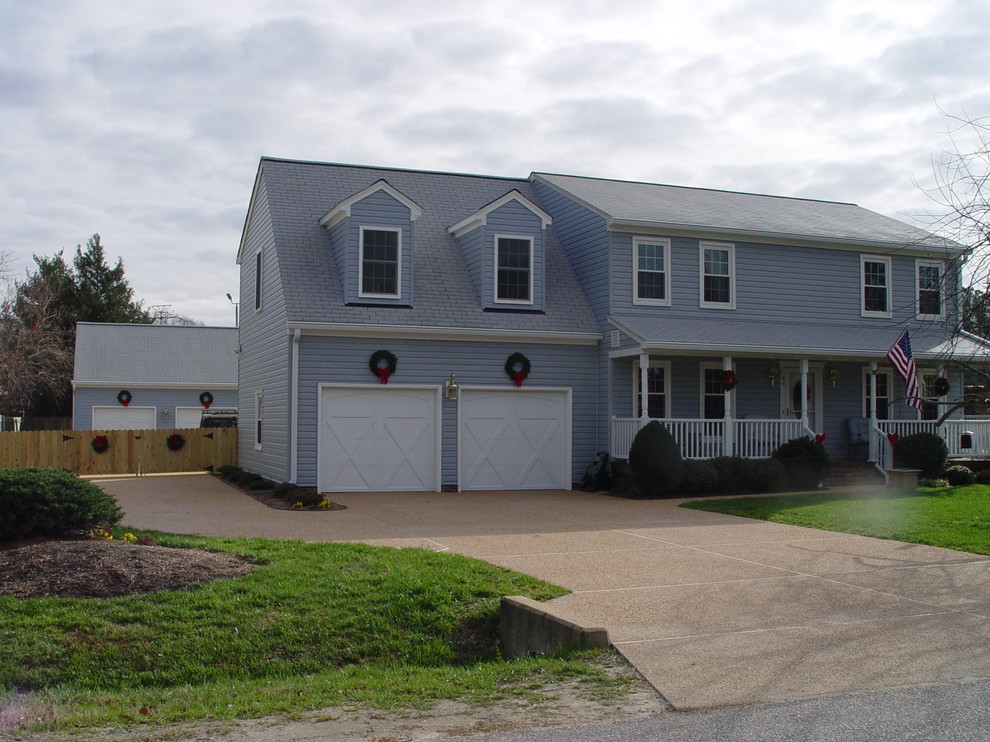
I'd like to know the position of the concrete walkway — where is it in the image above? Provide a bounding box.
[94,473,990,710]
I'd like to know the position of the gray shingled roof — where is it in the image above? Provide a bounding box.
[258,159,599,333]
[73,323,238,385]
[535,173,957,252]
[610,314,990,361]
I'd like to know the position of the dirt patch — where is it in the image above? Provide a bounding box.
[0,539,256,599]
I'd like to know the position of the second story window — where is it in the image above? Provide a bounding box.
[360,227,400,298]
[495,235,533,303]
[634,237,671,306]
[861,255,891,317]
[254,251,262,311]
[917,261,944,318]
[700,242,734,308]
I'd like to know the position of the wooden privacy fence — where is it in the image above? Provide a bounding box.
[0,428,238,476]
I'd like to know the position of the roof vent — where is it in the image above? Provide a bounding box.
[611,330,620,348]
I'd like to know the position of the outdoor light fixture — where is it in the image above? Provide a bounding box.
[445,373,459,400]
[768,366,778,388]
[829,367,838,387]
[161,408,170,421]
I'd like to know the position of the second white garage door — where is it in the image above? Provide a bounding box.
[458,388,571,491]
[92,406,156,431]
[318,385,441,493]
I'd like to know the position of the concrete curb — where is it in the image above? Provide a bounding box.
[499,595,610,659]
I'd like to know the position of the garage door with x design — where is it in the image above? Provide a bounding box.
[458,388,571,490]
[318,386,440,493]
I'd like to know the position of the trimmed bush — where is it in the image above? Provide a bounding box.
[681,459,719,495]
[773,437,830,490]
[247,479,275,491]
[893,433,948,479]
[944,464,976,486]
[754,458,788,493]
[628,421,685,497]
[710,456,759,494]
[217,465,241,480]
[975,468,990,485]
[0,467,123,542]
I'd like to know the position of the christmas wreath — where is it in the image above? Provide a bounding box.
[117,390,132,407]
[92,435,109,454]
[199,391,214,409]
[505,352,531,387]
[369,350,397,384]
[166,433,185,452]
[722,370,738,392]
[933,377,950,396]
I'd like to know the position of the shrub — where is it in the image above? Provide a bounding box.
[233,471,262,486]
[919,478,950,488]
[681,459,719,495]
[627,421,685,497]
[710,456,759,494]
[0,467,123,542]
[247,479,275,491]
[217,465,241,480]
[274,482,296,499]
[293,489,323,508]
[975,468,990,485]
[943,464,976,486]
[773,437,830,490]
[754,458,788,493]
[893,433,948,479]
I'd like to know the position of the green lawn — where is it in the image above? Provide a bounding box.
[681,484,990,555]
[0,531,622,733]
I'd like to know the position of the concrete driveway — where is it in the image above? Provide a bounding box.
[94,473,990,710]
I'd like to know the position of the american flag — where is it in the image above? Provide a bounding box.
[887,329,922,409]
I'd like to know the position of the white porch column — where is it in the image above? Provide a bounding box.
[639,352,650,425]
[799,358,809,430]
[723,355,733,456]
[869,361,878,461]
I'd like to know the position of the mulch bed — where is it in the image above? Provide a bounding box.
[0,539,257,599]
[219,478,347,512]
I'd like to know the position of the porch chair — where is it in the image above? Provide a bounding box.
[846,417,869,459]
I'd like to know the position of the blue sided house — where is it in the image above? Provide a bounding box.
[235,158,990,492]
[72,323,238,430]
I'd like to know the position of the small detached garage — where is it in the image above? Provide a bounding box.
[72,323,238,431]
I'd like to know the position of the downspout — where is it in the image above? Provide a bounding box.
[290,328,300,484]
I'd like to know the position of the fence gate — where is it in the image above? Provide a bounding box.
[0,428,238,475]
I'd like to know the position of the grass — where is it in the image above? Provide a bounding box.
[0,531,622,733]
[681,483,990,555]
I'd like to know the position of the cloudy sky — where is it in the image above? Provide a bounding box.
[2,0,988,326]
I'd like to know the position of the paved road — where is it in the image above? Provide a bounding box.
[447,679,990,742]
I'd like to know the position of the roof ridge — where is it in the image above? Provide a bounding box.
[260,157,529,184]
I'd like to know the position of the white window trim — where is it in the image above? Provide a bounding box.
[493,234,535,305]
[862,368,893,419]
[358,226,402,299]
[699,241,735,310]
[699,362,734,419]
[632,359,672,418]
[860,255,892,318]
[916,259,946,320]
[633,236,671,307]
[254,390,263,451]
[254,250,262,312]
[917,368,942,421]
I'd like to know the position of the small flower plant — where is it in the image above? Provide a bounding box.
[317,499,334,509]
[122,532,138,543]
[291,501,304,509]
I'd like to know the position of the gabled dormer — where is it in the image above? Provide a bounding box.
[448,190,551,312]
[320,180,423,306]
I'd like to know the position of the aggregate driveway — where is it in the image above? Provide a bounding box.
[95,473,990,710]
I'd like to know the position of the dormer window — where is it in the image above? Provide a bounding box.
[495,236,533,303]
[360,227,400,298]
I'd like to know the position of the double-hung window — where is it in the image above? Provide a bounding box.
[917,260,944,319]
[700,242,734,308]
[634,361,670,418]
[702,366,727,419]
[864,371,891,419]
[254,251,262,311]
[254,390,263,451]
[495,235,533,304]
[633,237,671,306]
[359,227,400,298]
[861,255,891,317]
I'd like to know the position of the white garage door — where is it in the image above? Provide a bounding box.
[458,388,571,491]
[92,406,156,431]
[318,386,440,493]
[175,407,207,429]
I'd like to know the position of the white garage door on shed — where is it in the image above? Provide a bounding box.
[92,406,156,431]
[318,385,441,493]
[458,388,571,491]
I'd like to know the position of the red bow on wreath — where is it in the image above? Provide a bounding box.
[886,433,899,447]
[815,434,826,444]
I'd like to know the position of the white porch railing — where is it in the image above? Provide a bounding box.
[612,417,811,460]
[877,419,990,458]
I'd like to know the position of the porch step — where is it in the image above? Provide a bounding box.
[824,460,886,489]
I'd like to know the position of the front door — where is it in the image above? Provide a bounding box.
[781,367,822,432]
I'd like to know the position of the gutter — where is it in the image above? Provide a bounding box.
[286,322,602,345]
[290,328,300,484]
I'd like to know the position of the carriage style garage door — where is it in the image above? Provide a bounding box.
[91,406,156,431]
[458,388,571,491]
[318,386,441,493]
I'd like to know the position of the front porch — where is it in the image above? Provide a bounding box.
[611,416,990,463]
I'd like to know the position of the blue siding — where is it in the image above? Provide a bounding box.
[295,336,599,488]
[482,200,546,311]
[459,227,484,303]
[341,190,415,306]
[73,388,237,430]
[237,173,292,482]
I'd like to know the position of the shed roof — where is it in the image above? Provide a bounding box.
[73,323,238,386]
